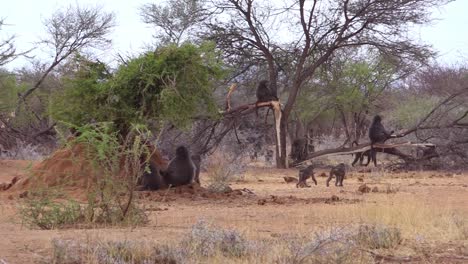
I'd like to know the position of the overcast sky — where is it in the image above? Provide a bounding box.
[1,0,467,70]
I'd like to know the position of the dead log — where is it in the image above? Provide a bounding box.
[292,142,434,167]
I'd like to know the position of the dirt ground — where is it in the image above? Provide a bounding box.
[0,160,467,263]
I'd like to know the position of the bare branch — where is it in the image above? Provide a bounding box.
[16,5,115,105]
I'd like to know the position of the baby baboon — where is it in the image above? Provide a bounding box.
[138,146,169,191]
[191,154,201,184]
[296,165,317,188]
[255,80,278,118]
[163,146,197,187]
[368,115,394,166]
[326,163,346,187]
[140,161,167,190]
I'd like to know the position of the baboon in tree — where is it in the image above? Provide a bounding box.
[162,145,197,187]
[255,80,278,118]
[191,154,201,184]
[326,163,346,187]
[296,165,317,188]
[351,141,371,167]
[368,115,394,166]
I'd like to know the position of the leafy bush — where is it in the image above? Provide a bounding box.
[20,190,83,229]
[50,42,224,135]
[19,123,150,229]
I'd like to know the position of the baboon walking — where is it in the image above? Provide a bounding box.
[326,163,346,187]
[296,165,317,188]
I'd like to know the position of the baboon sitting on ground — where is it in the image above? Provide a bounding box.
[163,146,197,187]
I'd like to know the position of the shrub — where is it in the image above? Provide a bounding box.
[355,224,402,249]
[182,220,250,258]
[205,148,247,192]
[19,123,150,229]
[20,190,83,230]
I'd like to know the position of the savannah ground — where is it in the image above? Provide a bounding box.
[0,159,467,263]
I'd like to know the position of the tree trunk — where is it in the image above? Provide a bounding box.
[276,114,288,168]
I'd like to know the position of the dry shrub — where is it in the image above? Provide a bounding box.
[204,148,247,192]
[355,225,402,249]
[181,220,250,258]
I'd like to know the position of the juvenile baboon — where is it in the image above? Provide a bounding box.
[163,145,197,187]
[296,165,317,188]
[140,161,167,190]
[368,115,394,166]
[191,154,201,184]
[326,163,346,187]
[138,147,169,190]
[255,80,278,118]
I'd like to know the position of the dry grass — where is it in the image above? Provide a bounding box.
[0,161,467,263]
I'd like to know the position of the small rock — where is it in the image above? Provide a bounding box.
[283,176,298,183]
[330,195,340,201]
[358,184,371,193]
[319,172,327,178]
[19,191,28,198]
[372,186,379,193]
[257,199,266,205]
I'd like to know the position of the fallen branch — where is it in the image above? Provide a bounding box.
[292,141,433,166]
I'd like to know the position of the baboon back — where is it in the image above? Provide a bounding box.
[163,146,196,187]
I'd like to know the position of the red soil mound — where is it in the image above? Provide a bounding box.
[6,143,168,195]
[9,143,99,192]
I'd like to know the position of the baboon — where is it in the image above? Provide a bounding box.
[368,115,394,166]
[138,147,169,190]
[255,80,278,119]
[296,165,317,188]
[163,145,197,187]
[140,161,167,190]
[290,138,309,162]
[326,163,346,187]
[191,154,201,184]
[351,141,371,167]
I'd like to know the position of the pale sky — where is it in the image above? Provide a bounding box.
[1,0,467,70]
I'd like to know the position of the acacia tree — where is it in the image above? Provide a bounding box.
[140,0,209,45]
[17,5,115,107]
[201,0,451,168]
[0,19,18,66]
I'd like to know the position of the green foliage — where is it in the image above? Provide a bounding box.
[19,189,83,230]
[296,53,397,123]
[0,70,30,113]
[20,123,150,229]
[50,42,224,134]
[49,58,112,127]
[389,95,438,128]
